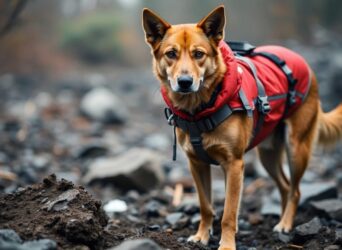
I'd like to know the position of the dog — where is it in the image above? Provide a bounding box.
[142,5,342,250]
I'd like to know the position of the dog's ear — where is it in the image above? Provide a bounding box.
[197,5,225,45]
[142,8,171,49]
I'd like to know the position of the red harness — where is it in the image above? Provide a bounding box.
[162,41,311,164]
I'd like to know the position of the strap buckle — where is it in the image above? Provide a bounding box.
[190,136,202,146]
[257,96,271,114]
[164,108,175,126]
[288,91,297,106]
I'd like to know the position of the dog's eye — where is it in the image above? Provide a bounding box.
[165,50,177,59]
[194,50,205,59]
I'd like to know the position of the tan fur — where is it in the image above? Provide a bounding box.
[142,5,342,250]
[318,104,342,145]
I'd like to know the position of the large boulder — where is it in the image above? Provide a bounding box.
[83,148,164,192]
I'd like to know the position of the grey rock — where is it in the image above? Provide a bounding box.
[0,230,56,250]
[80,87,128,124]
[165,212,183,226]
[148,224,160,231]
[83,148,164,192]
[144,200,162,217]
[109,239,162,250]
[310,199,342,221]
[270,182,337,207]
[278,232,292,243]
[21,239,57,250]
[335,228,342,244]
[0,229,22,243]
[41,189,80,211]
[142,134,169,151]
[294,217,322,242]
[72,142,108,159]
[260,197,281,216]
[324,245,340,250]
[190,213,201,226]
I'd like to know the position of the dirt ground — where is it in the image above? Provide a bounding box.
[0,175,339,250]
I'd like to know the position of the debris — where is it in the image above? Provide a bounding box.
[80,87,128,124]
[165,212,183,226]
[83,148,164,192]
[310,199,342,221]
[42,189,80,211]
[103,199,128,213]
[293,217,322,243]
[0,229,57,250]
[172,183,183,207]
[0,170,17,181]
[109,239,162,250]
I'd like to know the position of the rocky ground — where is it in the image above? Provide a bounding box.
[0,37,342,250]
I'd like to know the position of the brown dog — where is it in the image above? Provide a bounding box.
[142,5,342,250]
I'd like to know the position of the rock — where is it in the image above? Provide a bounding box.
[260,197,281,216]
[335,228,342,244]
[0,229,22,243]
[270,182,338,207]
[165,212,189,229]
[148,224,160,231]
[293,217,322,243]
[165,212,183,226]
[80,87,128,124]
[126,190,140,202]
[310,199,342,221]
[42,189,80,211]
[126,214,142,223]
[0,229,56,250]
[239,219,251,230]
[73,142,108,159]
[109,239,162,250]
[277,232,292,243]
[143,200,162,217]
[103,199,128,214]
[190,213,201,226]
[181,203,199,215]
[142,133,169,151]
[21,239,57,250]
[324,245,340,250]
[83,148,164,192]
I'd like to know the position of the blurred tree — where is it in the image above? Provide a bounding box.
[0,0,28,36]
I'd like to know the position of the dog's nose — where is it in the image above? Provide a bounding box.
[177,75,193,89]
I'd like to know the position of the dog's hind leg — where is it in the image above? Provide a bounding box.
[274,73,320,233]
[187,157,214,245]
[258,123,290,214]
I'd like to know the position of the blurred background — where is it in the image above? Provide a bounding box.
[0,0,341,209]
[0,1,342,249]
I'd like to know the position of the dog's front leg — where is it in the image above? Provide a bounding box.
[187,156,214,245]
[219,158,244,250]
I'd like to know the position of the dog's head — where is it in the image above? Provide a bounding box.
[142,6,226,95]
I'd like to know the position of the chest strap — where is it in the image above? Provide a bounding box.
[165,104,234,165]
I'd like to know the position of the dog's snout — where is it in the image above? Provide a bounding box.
[177,75,193,89]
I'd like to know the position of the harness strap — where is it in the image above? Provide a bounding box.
[251,51,298,109]
[165,104,233,165]
[235,55,271,139]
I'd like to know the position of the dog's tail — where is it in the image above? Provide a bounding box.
[317,103,342,145]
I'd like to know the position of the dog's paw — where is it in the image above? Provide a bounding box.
[187,232,209,245]
[273,222,292,233]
